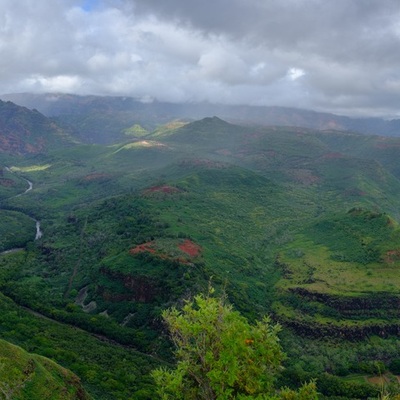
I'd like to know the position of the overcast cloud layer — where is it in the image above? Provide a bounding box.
[1,0,400,116]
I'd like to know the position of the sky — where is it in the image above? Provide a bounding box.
[1,0,400,117]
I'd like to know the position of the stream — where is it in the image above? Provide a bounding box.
[1,168,43,253]
[35,220,43,240]
[15,177,33,197]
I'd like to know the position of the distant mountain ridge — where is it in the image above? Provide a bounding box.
[2,93,400,143]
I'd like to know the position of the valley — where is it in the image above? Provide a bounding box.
[0,97,400,398]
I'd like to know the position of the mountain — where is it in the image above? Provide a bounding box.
[1,114,400,398]
[2,93,400,144]
[0,99,74,155]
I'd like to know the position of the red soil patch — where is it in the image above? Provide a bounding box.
[130,239,201,265]
[384,249,400,263]
[129,242,156,255]
[144,185,180,194]
[178,239,201,257]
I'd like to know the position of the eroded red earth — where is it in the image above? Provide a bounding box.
[178,239,201,257]
[143,185,181,195]
[129,239,202,264]
[384,249,400,263]
[129,242,156,255]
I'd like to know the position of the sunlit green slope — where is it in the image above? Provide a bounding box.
[0,338,90,400]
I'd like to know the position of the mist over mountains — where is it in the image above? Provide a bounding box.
[0,98,74,154]
[2,0,400,398]
[2,93,400,144]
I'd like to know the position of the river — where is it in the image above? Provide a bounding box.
[15,177,33,197]
[2,167,43,250]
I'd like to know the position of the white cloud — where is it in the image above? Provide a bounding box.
[287,68,305,81]
[0,0,400,116]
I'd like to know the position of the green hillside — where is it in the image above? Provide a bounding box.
[0,338,90,399]
[0,100,74,155]
[1,116,400,398]
[273,208,400,332]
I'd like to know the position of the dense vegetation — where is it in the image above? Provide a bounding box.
[0,100,400,398]
[0,338,90,399]
[153,289,318,399]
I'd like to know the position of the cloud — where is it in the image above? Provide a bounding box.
[0,0,400,116]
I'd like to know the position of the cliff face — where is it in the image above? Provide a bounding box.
[275,287,400,340]
[99,267,159,303]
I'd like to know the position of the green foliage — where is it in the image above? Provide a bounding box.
[124,124,149,137]
[0,292,160,399]
[316,372,379,398]
[389,360,400,375]
[3,115,400,398]
[0,338,91,400]
[0,210,36,251]
[152,289,317,399]
[307,209,394,264]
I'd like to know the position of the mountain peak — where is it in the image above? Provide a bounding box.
[182,116,235,133]
[0,100,73,155]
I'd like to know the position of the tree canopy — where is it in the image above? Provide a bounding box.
[152,288,317,399]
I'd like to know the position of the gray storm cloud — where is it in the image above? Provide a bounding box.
[1,0,400,116]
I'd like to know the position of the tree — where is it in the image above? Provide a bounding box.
[152,288,317,399]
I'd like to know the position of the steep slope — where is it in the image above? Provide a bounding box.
[1,93,190,144]
[0,339,90,400]
[0,100,74,155]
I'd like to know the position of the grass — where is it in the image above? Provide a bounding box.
[272,208,400,324]
[9,164,52,172]
[278,238,400,295]
[272,209,400,331]
[0,338,90,399]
